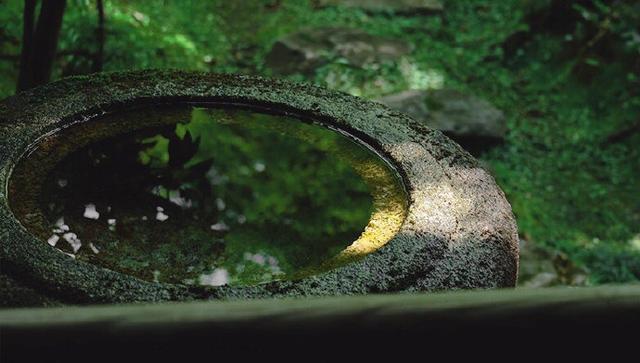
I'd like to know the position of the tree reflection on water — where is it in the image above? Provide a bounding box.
[16,107,397,286]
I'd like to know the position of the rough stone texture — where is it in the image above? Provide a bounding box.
[266,27,413,74]
[316,0,444,13]
[377,89,506,153]
[0,273,62,308]
[0,70,518,304]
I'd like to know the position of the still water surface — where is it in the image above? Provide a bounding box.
[9,106,406,286]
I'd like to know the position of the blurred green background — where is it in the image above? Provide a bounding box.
[0,0,638,286]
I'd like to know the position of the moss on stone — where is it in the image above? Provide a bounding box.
[0,71,518,305]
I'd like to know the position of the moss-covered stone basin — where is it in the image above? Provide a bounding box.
[0,71,518,304]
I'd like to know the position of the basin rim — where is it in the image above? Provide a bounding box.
[0,70,518,303]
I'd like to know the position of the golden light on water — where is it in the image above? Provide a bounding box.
[337,158,406,260]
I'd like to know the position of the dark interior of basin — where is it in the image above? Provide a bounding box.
[8,104,406,287]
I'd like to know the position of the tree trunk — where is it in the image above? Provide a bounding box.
[16,0,67,92]
[92,0,105,73]
[16,0,36,91]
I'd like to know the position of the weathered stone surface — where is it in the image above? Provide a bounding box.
[266,27,413,74]
[0,71,518,305]
[0,273,62,308]
[316,0,444,13]
[377,89,506,152]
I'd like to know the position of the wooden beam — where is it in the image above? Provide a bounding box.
[1,286,639,359]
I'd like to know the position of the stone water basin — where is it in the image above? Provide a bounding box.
[0,71,518,304]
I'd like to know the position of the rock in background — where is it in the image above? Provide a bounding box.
[518,238,588,288]
[377,89,506,154]
[266,27,413,75]
[315,0,444,14]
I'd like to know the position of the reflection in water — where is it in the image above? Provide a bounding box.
[9,106,406,286]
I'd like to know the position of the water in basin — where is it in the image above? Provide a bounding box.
[9,105,406,286]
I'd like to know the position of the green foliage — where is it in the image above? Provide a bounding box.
[577,242,640,284]
[0,0,23,97]
[482,0,640,283]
